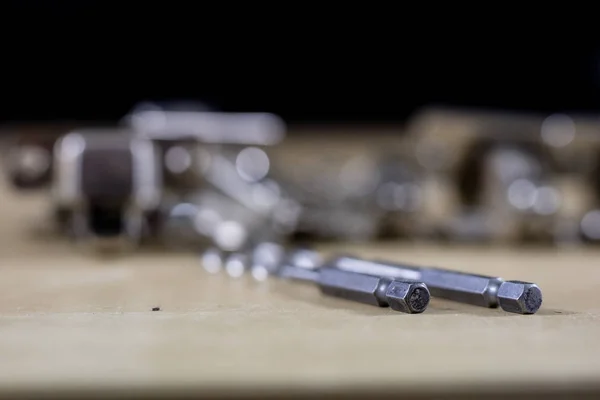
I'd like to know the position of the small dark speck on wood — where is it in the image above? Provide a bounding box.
[152,307,161,311]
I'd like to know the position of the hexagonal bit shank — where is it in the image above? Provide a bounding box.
[278,263,430,314]
[333,256,542,314]
[419,268,503,308]
[318,268,390,307]
[319,268,429,313]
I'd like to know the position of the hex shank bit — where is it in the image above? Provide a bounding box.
[334,256,542,314]
[278,263,430,314]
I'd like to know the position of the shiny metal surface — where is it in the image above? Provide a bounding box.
[276,252,429,314]
[333,256,543,314]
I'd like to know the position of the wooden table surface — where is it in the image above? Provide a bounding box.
[1,133,600,398]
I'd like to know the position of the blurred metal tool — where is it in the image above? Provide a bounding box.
[202,148,283,215]
[406,106,581,243]
[249,241,286,281]
[157,139,211,190]
[52,129,162,249]
[278,258,430,314]
[282,154,384,241]
[201,247,227,274]
[373,154,424,237]
[125,104,281,193]
[224,252,251,278]
[446,142,562,243]
[200,247,252,278]
[576,157,600,243]
[201,145,302,238]
[407,107,600,174]
[0,121,121,191]
[1,123,89,190]
[248,244,323,281]
[161,189,264,252]
[334,257,542,314]
[481,144,561,242]
[6,143,53,189]
[126,102,297,248]
[146,144,298,253]
[125,107,285,145]
[580,208,600,243]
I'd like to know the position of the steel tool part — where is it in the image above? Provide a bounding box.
[6,143,53,189]
[405,106,600,245]
[333,256,542,314]
[249,242,286,281]
[1,122,98,190]
[201,247,252,278]
[224,252,251,278]
[126,109,285,145]
[278,259,430,314]
[273,153,383,241]
[374,154,424,238]
[249,244,323,281]
[52,129,162,249]
[201,247,227,274]
[209,148,302,235]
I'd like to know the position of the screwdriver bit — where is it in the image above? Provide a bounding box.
[333,256,542,314]
[278,260,430,314]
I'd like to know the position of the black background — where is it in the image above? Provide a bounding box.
[1,3,599,124]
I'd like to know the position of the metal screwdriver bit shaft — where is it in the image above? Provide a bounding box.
[334,256,542,314]
[278,262,430,314]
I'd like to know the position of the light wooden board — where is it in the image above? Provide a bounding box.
[1,141,600,398]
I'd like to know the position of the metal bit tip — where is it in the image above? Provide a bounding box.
[385,281,430,314]
[497,281,542,314]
